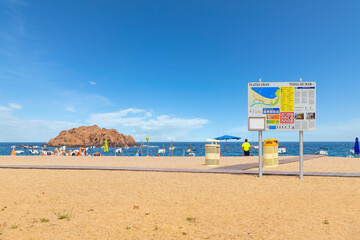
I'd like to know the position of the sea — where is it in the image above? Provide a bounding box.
[0,142,356,157]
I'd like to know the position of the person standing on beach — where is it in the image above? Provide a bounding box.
[241,139,251,156]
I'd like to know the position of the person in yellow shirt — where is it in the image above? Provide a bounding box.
[241,139,251,156]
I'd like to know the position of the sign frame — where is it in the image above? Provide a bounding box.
[248,79,315,180]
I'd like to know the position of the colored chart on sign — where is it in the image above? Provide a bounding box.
[280,87,294,112]
[280,112,294,124]
[266,115,280,120]
[267,120,279,124]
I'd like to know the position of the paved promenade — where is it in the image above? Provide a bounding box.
[214,155,324,170]
[0,163,359,177]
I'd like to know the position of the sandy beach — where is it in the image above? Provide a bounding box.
[0,156,359,239]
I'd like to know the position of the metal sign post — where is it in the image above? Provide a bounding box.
[299,78,303,179]
[299,131,303,179]
[258,79,262,178]
[258,130,263,178]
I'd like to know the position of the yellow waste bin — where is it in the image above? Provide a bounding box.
[268,139,279,166]
[263,139,275,167]
[205,139,220,166]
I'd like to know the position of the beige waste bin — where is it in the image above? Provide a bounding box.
[263,139,275,167]
[268,139,279,166]
[205,139,220,166]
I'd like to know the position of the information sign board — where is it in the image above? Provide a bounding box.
[248,82,316,131]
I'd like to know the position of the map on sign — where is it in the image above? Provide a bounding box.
[249,87,280,107]
[248,82,316,131]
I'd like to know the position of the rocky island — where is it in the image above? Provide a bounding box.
[46,125,138,147]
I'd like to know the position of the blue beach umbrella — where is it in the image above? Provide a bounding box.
[214,135,241,155]
[355,137,359,155]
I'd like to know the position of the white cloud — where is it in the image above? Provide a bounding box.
[89,81,96,85]
[138,115,208,131]
[65,106,76,112]
[0,103,23,111]
[0,105,81,141]
[9,103,22,109]
[87,108,209,140]
[0,105,209,141]
[88,108,146,126]
[0,106,10,111]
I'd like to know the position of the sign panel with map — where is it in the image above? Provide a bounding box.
[248,82,316,131]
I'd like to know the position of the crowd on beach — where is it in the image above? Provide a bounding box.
[41,147,105,157]
[40,147,143,157]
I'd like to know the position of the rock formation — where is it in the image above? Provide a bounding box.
[46,125,138,147]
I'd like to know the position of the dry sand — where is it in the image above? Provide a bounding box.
[0,156,359,239]
[0,169,359,239]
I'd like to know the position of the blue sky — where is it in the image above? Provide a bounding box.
[0,0,359,142]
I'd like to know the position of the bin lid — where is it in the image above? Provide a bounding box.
[206,139,219,143]
[263,139,276,146]
[267,138,279,145]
